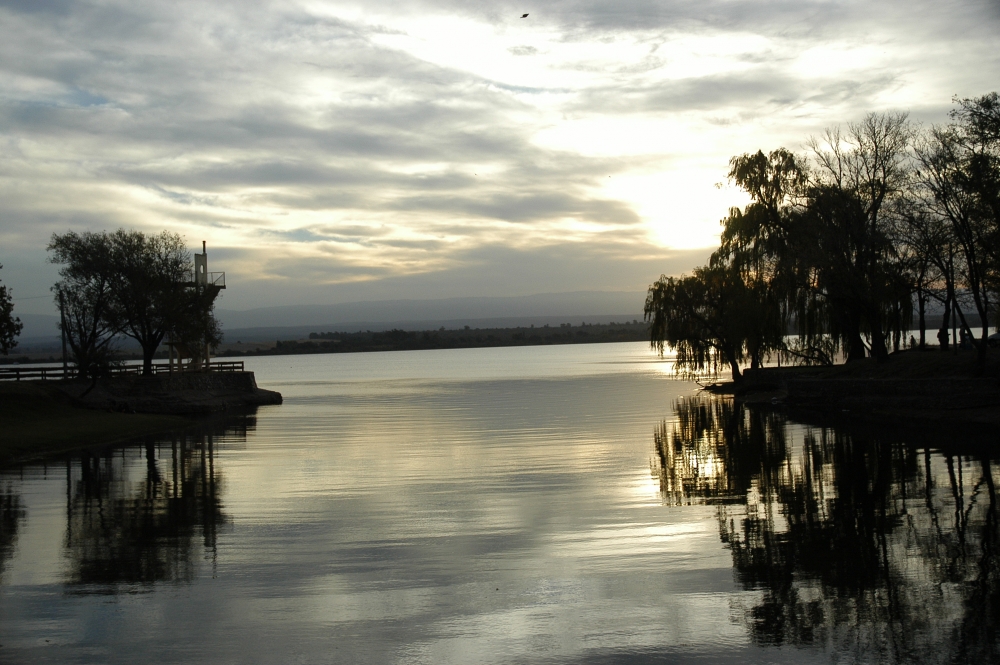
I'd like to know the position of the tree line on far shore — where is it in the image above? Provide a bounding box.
[645,93,1000,380]
[233,321,647,356]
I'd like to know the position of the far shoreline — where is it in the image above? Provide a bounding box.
[2,321,650,366]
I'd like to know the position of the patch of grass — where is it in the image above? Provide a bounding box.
[0,381,187,464]
[805,347,1000,380]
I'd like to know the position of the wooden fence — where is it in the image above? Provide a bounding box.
[0,360,244,382]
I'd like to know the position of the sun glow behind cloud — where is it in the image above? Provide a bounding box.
[0,0,998,311]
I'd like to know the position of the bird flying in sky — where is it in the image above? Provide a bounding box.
[521,14,529,18]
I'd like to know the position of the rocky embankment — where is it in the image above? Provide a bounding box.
[58,371,283,415]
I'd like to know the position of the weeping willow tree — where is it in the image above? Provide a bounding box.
[710,115,916,368]
[718,149,803,364]
[645,149,807,381]
[644,259,773,382]
[648,99,997,376]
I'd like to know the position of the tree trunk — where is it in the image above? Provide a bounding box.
[939,292,952,351]
[956,307,990,367]
[141,341,157,376]
[846,331,867,362]
[135,328,166,376]
[729,359,743,382]
[918,289,926,349]
[870,322,889,362]
[836,306,866,362]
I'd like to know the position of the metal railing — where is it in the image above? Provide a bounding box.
[183,271,226,288]
[0,360,244,381]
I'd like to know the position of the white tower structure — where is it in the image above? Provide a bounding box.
[168,241,225,373]
[194,240,209,286]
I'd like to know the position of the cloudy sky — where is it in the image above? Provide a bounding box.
[1,0,998,314]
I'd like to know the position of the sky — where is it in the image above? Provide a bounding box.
[1,0,999,315]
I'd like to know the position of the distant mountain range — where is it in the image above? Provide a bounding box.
[16,313,61,341]
[215,291,647,342]
[15,291,647,347]
[218,291,644,327]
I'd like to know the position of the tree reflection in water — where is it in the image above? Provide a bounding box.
[652,396,1000,663]
[63,414,254,591]
[0,482,26,582]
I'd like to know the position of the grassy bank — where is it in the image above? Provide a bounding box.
[0,381,187,465]
[726,347,1000,433]
[780,346,999,380]
[712,346,1000,389]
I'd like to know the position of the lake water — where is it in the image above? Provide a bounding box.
[1,342,998,664]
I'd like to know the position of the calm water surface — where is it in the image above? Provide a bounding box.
[1,343,998,664]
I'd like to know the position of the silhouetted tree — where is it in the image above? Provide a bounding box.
[648,149,804,378]
[651,96,1000,374]
[915,93,1000,363]
[717,149,802,366]
[50,230,221,376]
[712,148,812,367]
[48,232,121,377]
[106,230,193,375]
[805,112,915,361]
[714,127,916,366]
[0,264,23,355]
[894,198,955,349]
[645,260,760,381]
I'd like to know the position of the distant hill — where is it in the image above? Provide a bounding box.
[215,291,646,331]
[222,314,645,344]
[11,313,61,350]
[15,292,647,349]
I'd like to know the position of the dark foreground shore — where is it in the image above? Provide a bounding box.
[0,372,282,464]
[716,348,1000,435]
